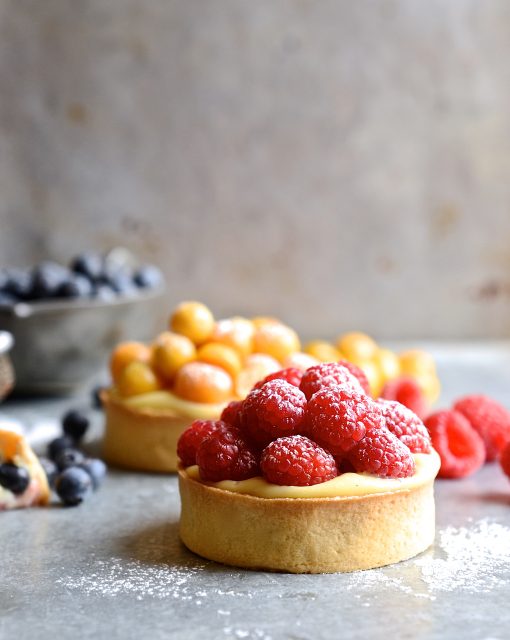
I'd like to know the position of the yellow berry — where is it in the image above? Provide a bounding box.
[360,360,384,398]
[174,361,233,404]
[151,332,196,383]
[251,316,279,329]
[197,342,242,379]
[110,341,152,384]
[399,350,437,377]
[235,353,281,398]
[414,373,441,404]
[373,348,400,382]
[304,340,342,363]
[253,323,301,364]
[211,317,255,358]
[336,332,378,362]
[284,352,320,371]
[169,301,214,345]
[117,361,161,397]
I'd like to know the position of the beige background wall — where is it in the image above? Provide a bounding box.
[1,0,510,339]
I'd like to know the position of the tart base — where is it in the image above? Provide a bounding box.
[102,391,192,472]
[178,469,435,573]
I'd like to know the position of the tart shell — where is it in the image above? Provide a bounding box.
[178,468,436,573]
[102,391,192,472]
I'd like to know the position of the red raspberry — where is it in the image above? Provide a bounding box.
[196,426,259,481]
[338,360,370,395]
[453,395,510,462]
[424,410,485,478]
[299,362,363,400]
[220,400,243,428]
[260,435,338,486]
[378,399,431,453]
[254,367,303,390]
[349,428,416,478]
[240,379,307,447]
[500,440,510,478]
[177,419,225,467]
[305,386,384,455]
[380,377,428,419]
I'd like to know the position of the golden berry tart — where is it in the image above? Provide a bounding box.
[0,429,50,510]
[177,367,440,573]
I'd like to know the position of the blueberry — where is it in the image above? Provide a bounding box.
[70,252,104,282]
[57,274,93,299]
[0,463,30,494]
[55,467,92,506]
[0,292,15,306]
[94,284,116,301]
[91,385,105,409]
[30,261,70,299]
[4,269,32,301]
[105,271,137,296]
[79,458,107,490]
[62,409,90,441]
[55,448,85,471]
[133,265,164,289]
[38,457,58,488]
[48,435,75,461]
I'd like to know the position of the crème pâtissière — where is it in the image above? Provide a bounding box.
[178,451,440,573]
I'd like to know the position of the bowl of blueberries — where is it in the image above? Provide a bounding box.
[0,249,165,395]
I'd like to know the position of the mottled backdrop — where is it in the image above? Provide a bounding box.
[1,0,510,339]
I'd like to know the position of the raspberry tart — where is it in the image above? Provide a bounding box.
[102,302,308,472]
[178,364,440,573]
[0,430,50,510]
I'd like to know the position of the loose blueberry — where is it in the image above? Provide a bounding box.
[57,274,94,299]
[38,457,58,488]
[30,261,70,299]
[0,463,30,494]
[55,467,92,506]
[79,458,107,490]
[106,271,137,296]
[70,252,104,282]
[4,269,32,301]
[62,409,90,441]
[91,385,105,409]
[133,265,164,289]
[48,435,75,461]
[55,448,85,471]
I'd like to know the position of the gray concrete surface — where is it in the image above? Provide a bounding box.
[2,1,510,339]
[1,343,510,639]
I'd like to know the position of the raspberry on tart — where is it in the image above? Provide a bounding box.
[299,362,364,400]
[254,367,304,390]
[348,428,416,478]
[196,425,259,482]
[177,419,225,467]
[377,399,431,454]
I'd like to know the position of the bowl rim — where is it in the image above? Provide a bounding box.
[0,285,165,318]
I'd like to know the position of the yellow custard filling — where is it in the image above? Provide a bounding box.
[112,389,228,420]
[184,450,440,499]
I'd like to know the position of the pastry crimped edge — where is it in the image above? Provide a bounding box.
[101,390,195,472]
[0,429,50,510]
[178,464,437,574]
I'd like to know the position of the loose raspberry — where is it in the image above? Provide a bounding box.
[299,362,363,400]
[337,360,370,395]
[254,367,303,390]
[196,426,259,481]
[260,435,338,486]
[453,395,510,462]
[305,386,384,454]
[220,400,243,428]
[240,379,307,447]
[424,410,485,478]
[177,419,225,467]
[349,428,416,478]
[378,399,431,453]
[500,440,510,478]
[380,376,428,418]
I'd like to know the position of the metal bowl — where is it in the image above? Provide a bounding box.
[0,331,15,401]
[0,288,165,395]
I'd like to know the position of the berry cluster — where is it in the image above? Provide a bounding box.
[42,409,107,506]
[177,362,432,486]
[0,250,164,306]
[425,394,510,480]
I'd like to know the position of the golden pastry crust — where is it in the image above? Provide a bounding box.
[102,391,194,472]
[178,468,436,573]
[0,430,50,509]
